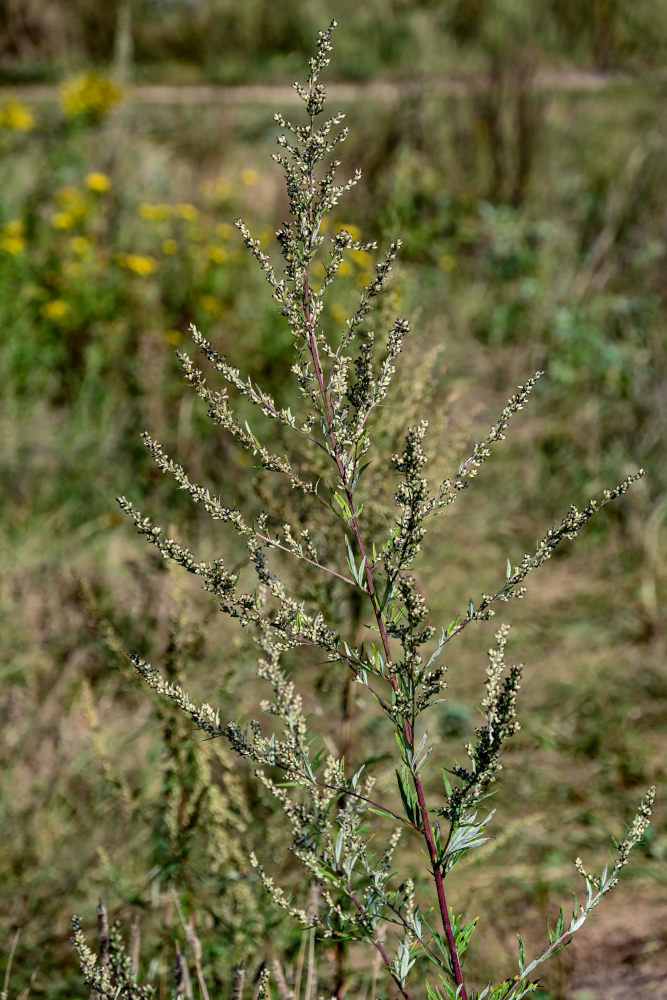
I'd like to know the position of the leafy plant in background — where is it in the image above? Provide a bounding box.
[74,22,654,1000]
[77,578,266,977]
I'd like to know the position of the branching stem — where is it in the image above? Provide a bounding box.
[300,87,469,1000]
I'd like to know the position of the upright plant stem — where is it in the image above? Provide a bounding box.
[301,97,468,1000]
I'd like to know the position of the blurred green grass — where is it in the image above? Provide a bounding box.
[0,54,665,1000]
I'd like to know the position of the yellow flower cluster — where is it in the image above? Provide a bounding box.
[330,302,348,325]
[1,219,25,255]
[199,294,222,314]
[0,97,35,132]
[176,203,198,221]
[70,236,91,257]
[349,248,373,269]
[61,72,122,124]
[206,245,228,264]
[240,169,259,187]
[52,186,88,230]
[41,299,69,321]
[51,212,76,231]
[116,253,157,276]
[139,203,171,222]
[85,172,111,193]
[48,177,109,230]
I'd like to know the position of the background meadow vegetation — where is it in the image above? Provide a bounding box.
[1,4,666,999]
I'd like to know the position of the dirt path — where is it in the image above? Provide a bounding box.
[564,896,667,999]
[8,68,654,106]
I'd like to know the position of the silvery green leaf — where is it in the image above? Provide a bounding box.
[425,627,447,670]
[586,877,594,908]
[344,534,357,577]
[244,420,260,448]
[351,460,372,493]
[413,731,428,762]
[334,828,344,865]
[351,764,365,790]
[378,576,394,611]
[445,809,495,859]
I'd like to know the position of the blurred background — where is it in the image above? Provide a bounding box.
[1,2,666,999]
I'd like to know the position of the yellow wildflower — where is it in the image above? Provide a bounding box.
[64,261,82,278]
[337,259,352,277]
[85,172,111,193]
[55,188,87,221]
[3,219,24,237]
[199,294,221,314]
[216,222,234,241]
[1,219,25,253]
[330,303,348,325]
[61,72,122,124]
[56,186,78,205]
[1,234,25,255]
[69,236,91,256]
[206,245,228,265]
[139,202,171,222]
[161,238,178,255]
[116,253,156,276]
[0,98,35,132]
[165,329,183,346]
[51,212,76,230]
[240,168,259,186]
[41,299,69,320]
[176,203,198,221]
[350,248,373,269]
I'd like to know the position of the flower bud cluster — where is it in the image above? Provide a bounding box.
[446,625,522,819]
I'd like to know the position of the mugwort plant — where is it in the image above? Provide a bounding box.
[74,22,654,1000]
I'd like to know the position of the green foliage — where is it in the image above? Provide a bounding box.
[112,22,655,1000]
